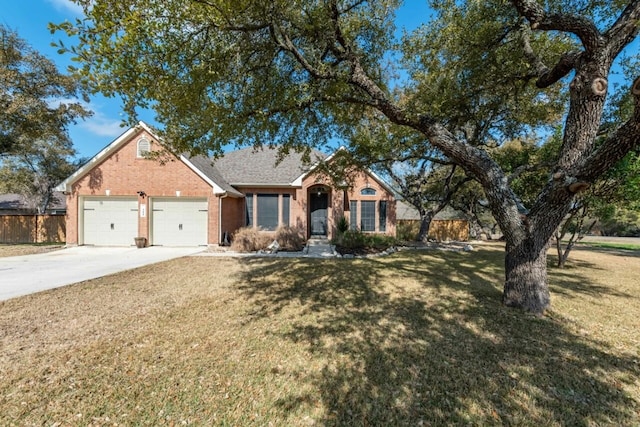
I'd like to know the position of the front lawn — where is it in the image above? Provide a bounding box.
[0,244,638,425]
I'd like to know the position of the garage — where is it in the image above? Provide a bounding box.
[83,197,138,246]
[151,198,208,246]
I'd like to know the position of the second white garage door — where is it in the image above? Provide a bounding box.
[152,198,208,246]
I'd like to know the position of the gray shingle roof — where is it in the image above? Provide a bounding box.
[187,155,243,196]
[214,147,326,185]
[190,147,326,188]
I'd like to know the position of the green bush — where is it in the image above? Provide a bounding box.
[336,216,349,235]
[332,230,397,253]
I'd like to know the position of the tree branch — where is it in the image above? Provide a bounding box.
[510,0,602,53]
[604,0,640,59]
[578,76,640,181]
[269,23,337,80]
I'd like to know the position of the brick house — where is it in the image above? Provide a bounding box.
[57,122,396,246]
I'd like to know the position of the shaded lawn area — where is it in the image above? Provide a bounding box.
[0,244,638,426]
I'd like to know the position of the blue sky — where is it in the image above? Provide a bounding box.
[1,1,636,160]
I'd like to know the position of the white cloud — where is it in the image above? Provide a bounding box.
[81,113,126,137]
[46,0,85,16]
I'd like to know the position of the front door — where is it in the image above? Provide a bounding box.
[309,192,328,236]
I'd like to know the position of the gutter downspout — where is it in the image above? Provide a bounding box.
[218,192,229,245]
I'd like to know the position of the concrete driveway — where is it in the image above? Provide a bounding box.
[0,246,204,302]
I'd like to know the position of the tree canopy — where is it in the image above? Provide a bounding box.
[0,25,91,156]
[53,0,640,314]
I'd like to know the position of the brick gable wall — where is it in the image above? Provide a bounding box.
[66,129,219,245]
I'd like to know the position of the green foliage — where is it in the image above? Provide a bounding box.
[396,221,420,242]
[332,230,397,253]
[598,208,640,237]
[51,0,400,156]
[0,25,91,156]
[0,24,90,212]
[401,0,570,143]
[336,216,349,235]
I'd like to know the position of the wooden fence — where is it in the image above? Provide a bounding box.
[0,215,66,244]
[397,219,469,242]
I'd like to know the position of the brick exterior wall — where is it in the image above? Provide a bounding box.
[66,129,219,245]
[302,170,396,239]
[231,169,396,240]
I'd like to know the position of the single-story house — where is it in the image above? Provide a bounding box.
[56,121,396,246]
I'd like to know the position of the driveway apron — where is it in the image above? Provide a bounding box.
[0,246,203,301]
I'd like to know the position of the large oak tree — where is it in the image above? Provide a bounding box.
[54,0,640,314]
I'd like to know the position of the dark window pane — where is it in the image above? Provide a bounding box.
[257,194,278,231]
[361,201,375,232]
[246,193,253,226]
[350,200,358,230]
[361,188,376,196]
[282,194,290,226]
[379,201,387,232]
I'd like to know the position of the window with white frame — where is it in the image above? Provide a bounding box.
[137,137,151,157]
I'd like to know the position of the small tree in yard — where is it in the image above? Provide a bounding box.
[54,1,640,314]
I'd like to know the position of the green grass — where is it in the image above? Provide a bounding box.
[579,241,640,251]
[0,244,638,426]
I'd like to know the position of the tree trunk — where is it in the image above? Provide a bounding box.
[502,238,551,315]
[416,211,434,242]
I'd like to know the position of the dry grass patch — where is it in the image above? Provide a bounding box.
[0,244,639,426]
[0,244,63,258]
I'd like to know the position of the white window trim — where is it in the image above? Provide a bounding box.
[137,137,151,158]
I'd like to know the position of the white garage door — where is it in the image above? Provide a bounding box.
[83,197,138,246]
[152,198,208,246]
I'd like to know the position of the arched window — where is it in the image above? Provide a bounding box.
[137,137,150,158]
[360,187,376,196]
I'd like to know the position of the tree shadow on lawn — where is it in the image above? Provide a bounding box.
[547,254,637,299]
[237,248,640,426]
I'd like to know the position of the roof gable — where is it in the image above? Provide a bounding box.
[56,121,231,194]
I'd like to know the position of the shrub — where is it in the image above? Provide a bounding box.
[231,227,272,252]
[396,220,420,241]
[274,225,306,251]
[231,226,307,252]
[331,229,397,255]
[336,216,349,235]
